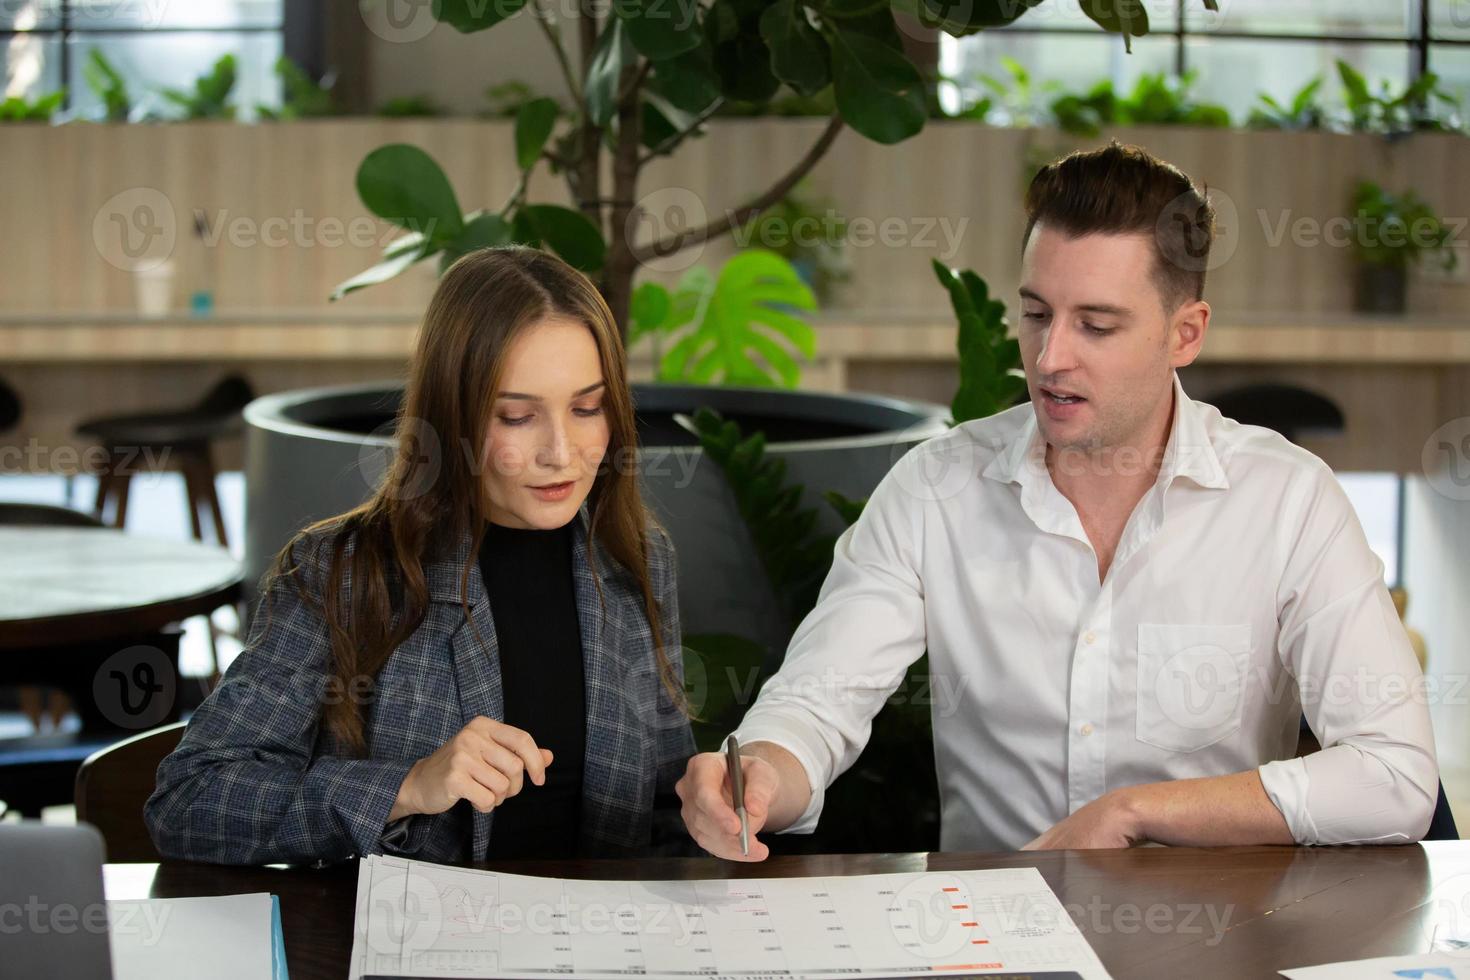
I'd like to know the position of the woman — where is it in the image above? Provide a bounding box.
[145,246,694,865]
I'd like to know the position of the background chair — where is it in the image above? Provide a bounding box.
[0,375,19,433]
[73,721,185,862]
[1207,382,1346,443]
[76,373,254,544]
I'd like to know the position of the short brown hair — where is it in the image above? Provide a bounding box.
[1022,141,1214,311]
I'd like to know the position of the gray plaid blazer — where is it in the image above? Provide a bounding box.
[145,506,694,865]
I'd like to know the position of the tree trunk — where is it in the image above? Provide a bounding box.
[602,66,645,340]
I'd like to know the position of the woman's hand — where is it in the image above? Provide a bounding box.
[389,716,553,822]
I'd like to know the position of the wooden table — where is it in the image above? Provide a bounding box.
[0,527,241,731]
[104,843,1470,979]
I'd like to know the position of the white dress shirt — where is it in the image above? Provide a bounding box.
[733,374,1438,851]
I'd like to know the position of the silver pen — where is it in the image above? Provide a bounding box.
[725,735,749,856]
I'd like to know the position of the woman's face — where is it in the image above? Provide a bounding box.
[482,316,611,530]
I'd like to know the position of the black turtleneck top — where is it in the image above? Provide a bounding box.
[477,519,586,859]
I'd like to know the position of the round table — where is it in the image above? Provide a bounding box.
[0,527,242,650]
[0,527,243,733]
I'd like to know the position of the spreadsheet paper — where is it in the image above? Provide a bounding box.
[348,855,1111,980]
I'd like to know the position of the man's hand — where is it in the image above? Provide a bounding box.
[675,751,781,861]
[1021,790,1143,850]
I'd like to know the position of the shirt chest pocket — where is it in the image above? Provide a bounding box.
[1136,623,1252,753]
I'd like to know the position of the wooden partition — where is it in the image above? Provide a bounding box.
[1,119,1467,318]
[1,119,1468,475]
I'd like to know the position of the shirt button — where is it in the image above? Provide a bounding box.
[1084,631,1097,645]
[1079,723,1094,736]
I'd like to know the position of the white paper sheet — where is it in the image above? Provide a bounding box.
[1281,952,1470,978]
[108,892,276,980]
[347,855,1111,980]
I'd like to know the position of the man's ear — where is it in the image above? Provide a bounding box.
[1169,300,1210,369]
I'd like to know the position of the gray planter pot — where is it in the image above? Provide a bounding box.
[243,383,949,654]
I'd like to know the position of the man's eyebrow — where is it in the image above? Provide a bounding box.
[1077,303,1133,317]
[1019,287,1131,318]
[496,381,607,401]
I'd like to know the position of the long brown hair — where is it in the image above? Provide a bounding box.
[264,246,679,756]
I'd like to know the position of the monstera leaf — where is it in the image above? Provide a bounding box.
[659,250,816,387]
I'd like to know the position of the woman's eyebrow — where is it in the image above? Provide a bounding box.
[496,381,607,401]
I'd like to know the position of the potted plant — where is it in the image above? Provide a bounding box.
[1350,181,1458,314]
[328,0,1217,330]
[245,0,1220,648]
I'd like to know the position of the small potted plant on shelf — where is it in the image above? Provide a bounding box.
[1349,181,1458,314]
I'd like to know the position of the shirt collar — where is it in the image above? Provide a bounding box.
[982,373,1229,492]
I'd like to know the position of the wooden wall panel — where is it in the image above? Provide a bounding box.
[3,121,1466,322]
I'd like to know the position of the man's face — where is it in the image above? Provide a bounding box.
[1018,223,1182,456]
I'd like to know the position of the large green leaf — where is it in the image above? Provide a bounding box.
[356,144,465,241]
[586,19,636,125]
[933,259,1025,423]
[915,0,1041,35]
[709,0,781,102]
[629,281,674,346]
[518,204,606,271]
[433,0,530,32]
[658,250,816,388]
[641,88,706,152]
[439,211,514,272]
[828,27,925,144]
[1079,0,1149,52]
[760,0,830,96]
[614,0,703,60]
[331,238,432,301]
[640,99,681,151]
[648,46,724,114]
[514,98,559,170]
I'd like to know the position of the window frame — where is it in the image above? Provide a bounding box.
[1,0,294,110]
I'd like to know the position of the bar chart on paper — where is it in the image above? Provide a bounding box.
[349,855,1112,980]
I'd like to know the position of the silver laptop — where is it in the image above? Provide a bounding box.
[0,821,114,980]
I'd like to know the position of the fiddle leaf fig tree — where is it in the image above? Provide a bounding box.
[333,0,1219,332]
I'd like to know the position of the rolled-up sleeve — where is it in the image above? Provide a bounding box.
[732,448,929,833]
[144,535,424,865]
[1258,465,1438,844]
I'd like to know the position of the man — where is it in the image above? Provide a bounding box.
[677,142,1438,858]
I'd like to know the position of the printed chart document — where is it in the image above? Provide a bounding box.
[1280,952,1470,978]
[348,855,1111,980]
